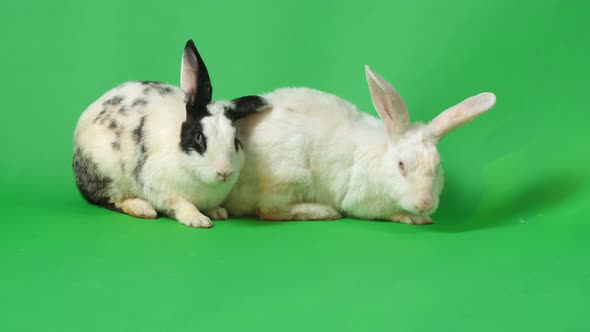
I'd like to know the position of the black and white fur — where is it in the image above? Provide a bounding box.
[73,40,268,228]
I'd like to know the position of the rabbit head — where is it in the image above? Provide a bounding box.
[179,40,268,185]
[365,66,496,215]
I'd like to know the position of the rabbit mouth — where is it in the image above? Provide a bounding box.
[410,203,437,215]
[414,206,436,215]
[215,170,234,183]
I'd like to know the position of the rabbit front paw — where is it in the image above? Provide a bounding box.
[178,214,213,228]
[206,207,229,220]
[390,213,433,225]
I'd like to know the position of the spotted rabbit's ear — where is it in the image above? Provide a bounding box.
[225,96,270,122]
[181,39,212,120]
[429,92,496,141]
[365,65,410,141]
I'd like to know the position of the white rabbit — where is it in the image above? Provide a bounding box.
[224,66,496,224]
[73,40,268,228]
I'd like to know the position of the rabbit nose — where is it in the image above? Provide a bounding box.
[216,170,234,182]
[415,199,433,213]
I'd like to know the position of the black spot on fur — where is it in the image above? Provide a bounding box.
[108,120,117,130]
[140,81,174,96]
[134,154,147,185]
[179,113,208,155]
[159,86,173,95]
[132,98,148,107]
[100,113,112,125]
[94,108,108,123]
[103,95,124,106]
[112,125,123,151]
[118,106,128,115]
[132,116,148,185]
[73,148,120,212]
[225,96,269,121]
[133,116,146,145]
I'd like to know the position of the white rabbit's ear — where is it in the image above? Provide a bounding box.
[428,92,496,141]
[365,65,410,140]
[181,39,212,118]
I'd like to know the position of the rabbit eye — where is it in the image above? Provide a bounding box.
[194,132,206,152]
[398,161,405,172]
[196,133,204,144]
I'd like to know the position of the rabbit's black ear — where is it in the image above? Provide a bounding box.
[181,39,212,119]
[225,96,270,121]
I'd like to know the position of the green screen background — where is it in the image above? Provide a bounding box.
[1,0,589,331]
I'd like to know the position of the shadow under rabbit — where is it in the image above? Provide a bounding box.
[423,171,588,233]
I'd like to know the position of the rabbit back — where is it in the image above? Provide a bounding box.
[226,87,387,216]
[73,81,186,205]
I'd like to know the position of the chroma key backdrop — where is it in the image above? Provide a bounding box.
[1,1,589,331]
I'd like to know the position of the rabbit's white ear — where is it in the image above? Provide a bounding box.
[181,39,212,111]
[429,92,496,141]
[365,65,410,140]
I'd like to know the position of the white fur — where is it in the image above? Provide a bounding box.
[224,67,495,224]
